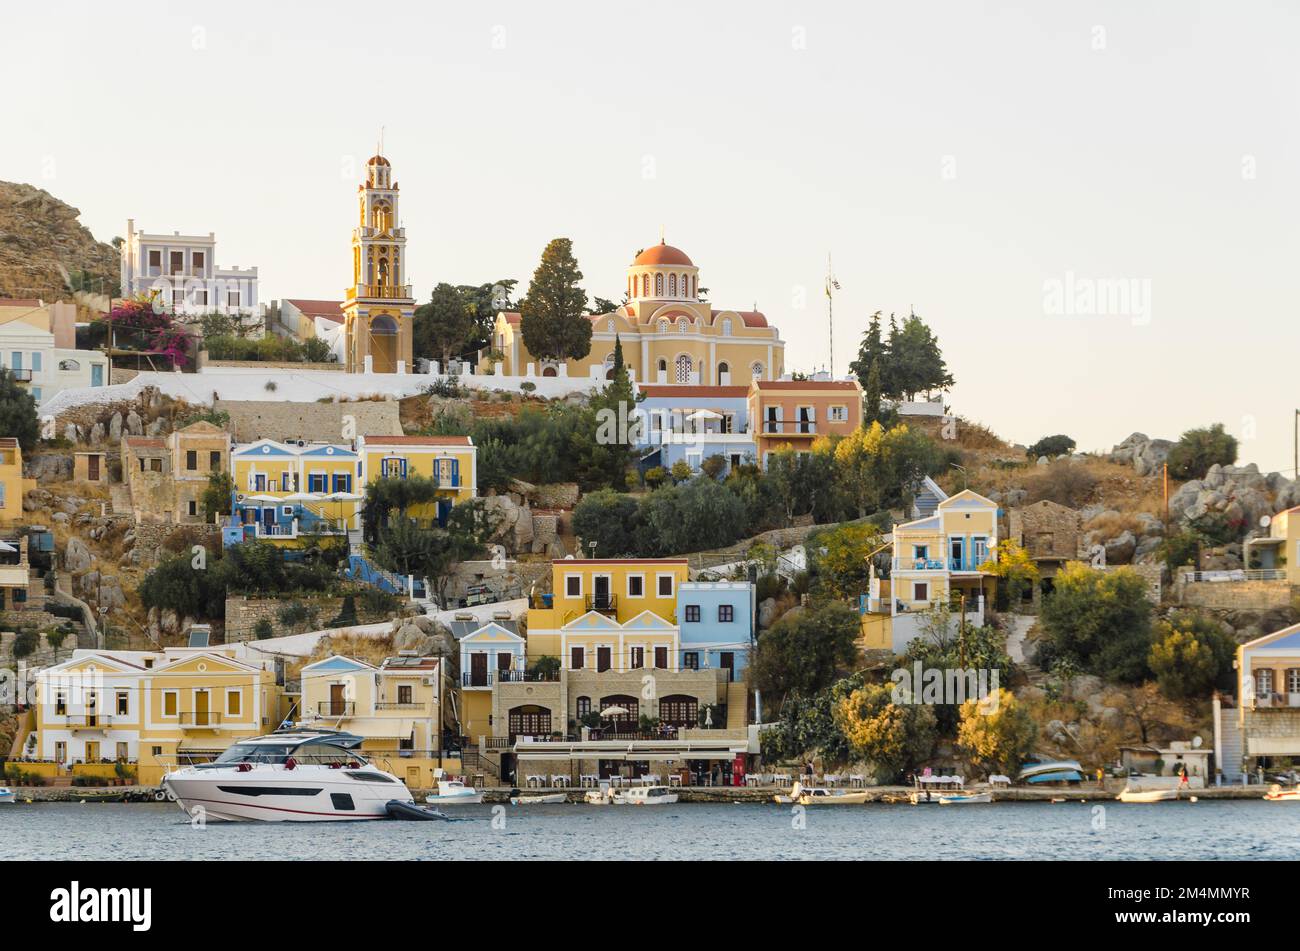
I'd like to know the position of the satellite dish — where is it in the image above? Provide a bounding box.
[1192,736,1203,749]
[1260,515,1272,528]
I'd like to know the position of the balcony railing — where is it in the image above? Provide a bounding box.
[761,421,817,435]
[1181,569,1287,583]
[178,712,223,727]
[349,283,413,300]
[586,593,618,615]
[375,701,425,710]
[59,714,113,728]
[462,670,558,688]
[318,701,355,717]
[8,369,32,383]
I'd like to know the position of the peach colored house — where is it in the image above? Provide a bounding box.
[748,379,863,464]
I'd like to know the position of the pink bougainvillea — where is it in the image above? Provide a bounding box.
[104,297,191,367]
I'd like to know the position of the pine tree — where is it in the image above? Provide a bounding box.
[519,238,591,362]
[864,358,882,425]
[0,368,39,451]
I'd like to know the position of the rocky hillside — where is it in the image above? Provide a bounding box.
[0,181,120,302]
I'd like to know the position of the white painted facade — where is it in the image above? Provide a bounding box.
[119,219,259,315]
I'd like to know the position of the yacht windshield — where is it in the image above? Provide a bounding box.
[214,743,295,764]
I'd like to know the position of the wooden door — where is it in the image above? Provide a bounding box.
[329,683,346,716]
[471,652,488,687]
[195,690,210,726]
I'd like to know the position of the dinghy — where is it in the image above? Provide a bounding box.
[938,791,992,805]
[510,790,567,805]
[1264,784,1300,802]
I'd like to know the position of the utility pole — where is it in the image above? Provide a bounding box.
[1294,408,1298,482]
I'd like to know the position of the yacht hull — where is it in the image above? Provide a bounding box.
[164,767,410,822]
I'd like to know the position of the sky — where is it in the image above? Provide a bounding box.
[3,1,1297,473]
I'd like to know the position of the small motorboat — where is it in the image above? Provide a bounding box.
[584,784,616,805]
[938,791,992,805]
[0,786,14,804]
[425,779,483,805]
[908,789,941,805]
[619,786,679,806]
[799,788,870,805]
[774,781,811,804]
[1263,784,1300,802]
[385,800,450,820]
[1118,787,1179,803]
[510,790,567,805]
[1018,759,1085,785]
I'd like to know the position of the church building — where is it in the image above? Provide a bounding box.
[493,240,785,386]
[339,153,415,373]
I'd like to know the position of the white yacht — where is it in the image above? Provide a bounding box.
[0,786,14,804]
[162,730,412,822]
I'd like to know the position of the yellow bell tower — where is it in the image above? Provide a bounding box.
[340,152,415,373]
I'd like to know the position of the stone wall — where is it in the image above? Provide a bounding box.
[447,559,551,603]
[213,399,402,443]
[198,353,344,372]
[1175,579,1294,611]
[1009,501,1083,561]
[223,594,395,642]
[1242,708,1300,755]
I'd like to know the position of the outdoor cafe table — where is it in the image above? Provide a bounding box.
[580,775,599,788]
[526,774,546,788]
[551,775,568,788]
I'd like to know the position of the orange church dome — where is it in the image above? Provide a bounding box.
[632,241,693,267]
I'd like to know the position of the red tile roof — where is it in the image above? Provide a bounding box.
[0,299,42,308]
[639,385,749,399]
[363,435,472,446]
[753,380,860,391]
[286,299,345,324]
[712,309,768,328]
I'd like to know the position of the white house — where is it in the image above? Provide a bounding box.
[0,298,109,405]
[119,219,259,315]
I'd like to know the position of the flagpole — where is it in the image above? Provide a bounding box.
[827,253,834,379]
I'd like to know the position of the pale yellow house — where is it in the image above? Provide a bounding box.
[1244,506,1300,584]
[30,647,282,786]
[299,652,451,788]
[0,437,36,524]
[862,489,1000,653]
[493,240,785,386]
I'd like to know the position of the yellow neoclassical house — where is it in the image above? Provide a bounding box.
[29,648,283,786]
[0,437,36,523]
[226,434,478,547]
[526,559,690,672]
[493,240,785,386]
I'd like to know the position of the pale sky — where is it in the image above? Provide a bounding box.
[4,1,1297,473]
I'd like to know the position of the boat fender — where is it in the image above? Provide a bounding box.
[236,762,253,772]
[284,757,297,771]
[153,789,167,801]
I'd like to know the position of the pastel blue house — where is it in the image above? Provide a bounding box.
[635,384,756,475]
[675,581,755,680]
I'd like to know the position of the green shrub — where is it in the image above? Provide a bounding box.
[1167,423,1237,480]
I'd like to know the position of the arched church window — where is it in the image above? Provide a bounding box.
[677,318,688,333]
[751,361,764,379]
[657,358,667,372]
[721,318,733,336]
[657,318,670,334]
[642,275,649,297]
[606,317,615,332]
[675,354,692,383]
[669,274,677,297]
[718,361,729,374]
[655,273,663,296]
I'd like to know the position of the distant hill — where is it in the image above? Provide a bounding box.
[0,180,120,303]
